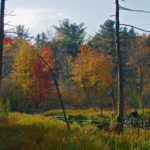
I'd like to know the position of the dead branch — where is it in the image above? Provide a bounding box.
[120,5,150,14]
[120,24,150,33]
[39,55,70,129]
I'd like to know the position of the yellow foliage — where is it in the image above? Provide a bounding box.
[11,40,38,92]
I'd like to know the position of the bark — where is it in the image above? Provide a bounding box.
[115,0,124,134]
[0,0,5,85]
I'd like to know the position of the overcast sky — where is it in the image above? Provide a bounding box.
[5,0,150,37]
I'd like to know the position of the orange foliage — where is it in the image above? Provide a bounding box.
[72,45,114,92]
[29,47,54,107]
[40,47,53,69]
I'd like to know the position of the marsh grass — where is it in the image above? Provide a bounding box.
[0,111,150,150]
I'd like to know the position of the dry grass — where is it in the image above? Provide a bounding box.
[0,111,150,150]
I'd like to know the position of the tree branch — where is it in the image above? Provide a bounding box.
[120,24,150,33]
[120,5,150,13]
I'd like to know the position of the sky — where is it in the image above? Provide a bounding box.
[5,0,150,37]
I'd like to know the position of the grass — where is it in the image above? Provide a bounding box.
[45,109,112,120]
[0,110,150,150]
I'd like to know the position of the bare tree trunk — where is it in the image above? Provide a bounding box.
[115,0,124,134]
[0,0,5,85]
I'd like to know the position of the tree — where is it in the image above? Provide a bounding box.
[35,32,49,49]
[90,19,136,60]
[128,35,150,114]
[14,25,30,39]
[0,0,5,85]
[11,40,37,93]
[71,45,114,108]
[54,19,86,57]
[52,19,86,105]
[90,20,116,57]
[30,47,54,108]
[115,0,124,134]
[113,0,150,133]
[90,19,136,112]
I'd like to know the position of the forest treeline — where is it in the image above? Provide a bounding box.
[1,19,150,113]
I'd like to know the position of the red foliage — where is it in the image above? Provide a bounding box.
[31,59,52,101]
[3,37,14,45]
[29,47,54,107]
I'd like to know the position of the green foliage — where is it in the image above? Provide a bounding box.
[35,32,49,49]
[54,18,86,57]
[15,25,30,39]
[90,19,116,57]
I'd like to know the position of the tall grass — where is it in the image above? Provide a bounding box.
[0,112,150,150]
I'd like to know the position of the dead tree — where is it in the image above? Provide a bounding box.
[114,0,150,134]
[0,0,5,85]
[39,55,70,129]
[119,0,150,122]
[115,0,124,134]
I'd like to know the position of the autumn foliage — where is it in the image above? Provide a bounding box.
[3,37,14,45]
[11,40,37,91]
[30,48,54,107]
[4,20,150,112]
[72,45,114,91]
[11,40,54,108]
